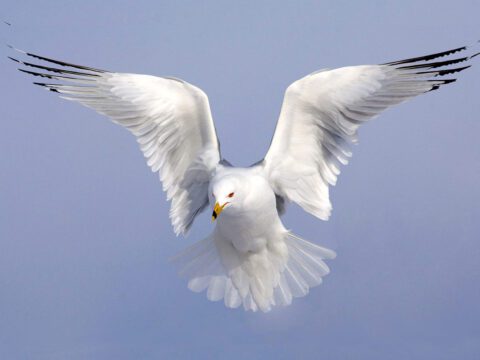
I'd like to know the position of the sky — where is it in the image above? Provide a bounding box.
[1,1,479,359]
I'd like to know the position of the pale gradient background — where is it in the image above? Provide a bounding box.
[1,1,479,359]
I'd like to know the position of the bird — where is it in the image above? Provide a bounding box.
[9,43,478,312]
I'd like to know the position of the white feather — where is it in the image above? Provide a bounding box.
[263,58,472,220]
[11,43,476,312]
[41,71,220,235]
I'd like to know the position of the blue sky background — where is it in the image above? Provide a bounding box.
[1,1,479,359]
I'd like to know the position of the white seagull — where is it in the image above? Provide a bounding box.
[10,43,478,312]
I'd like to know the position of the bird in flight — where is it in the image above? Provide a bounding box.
[9,43,478,312]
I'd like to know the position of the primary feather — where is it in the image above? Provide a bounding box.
[10,43,477,312]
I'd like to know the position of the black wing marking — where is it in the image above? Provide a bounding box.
[383,43,478,92]
[383,46,467,65]
[7,45,106,73]
[8,45,110,94]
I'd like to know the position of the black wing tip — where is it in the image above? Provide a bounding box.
[33,82,60,93]
[440,64,471,75]
[386,44,478,90]
[12,57,101,77]
[33,81,49,87]
[427,78,457,92]
[18,68,51,78]
[471,51,480,59]
[8,44,108,74]
[415,65,472,77]
[383,46,467,66]
[23,50,107,73]
[396,56,470,70]
[7,56,20,63]
[434,78,457,84]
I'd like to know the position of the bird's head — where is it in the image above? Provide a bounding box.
[210,176,241,221]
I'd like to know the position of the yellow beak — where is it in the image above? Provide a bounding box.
[212,202,226,222]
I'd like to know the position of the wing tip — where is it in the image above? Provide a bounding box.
[8,44,108,75]
[427,78,457,92]
[32,82,60,93]
[382,45,468,66]
[7,55,20,63]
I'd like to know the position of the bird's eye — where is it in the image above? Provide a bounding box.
[228,192,235,198]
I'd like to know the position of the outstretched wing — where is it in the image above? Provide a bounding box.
[10,47,221,236]
[263,45,478,220]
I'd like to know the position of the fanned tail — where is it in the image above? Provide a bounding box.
[171,232,336,312]
[274,232,336,307]
[171,235,243,309]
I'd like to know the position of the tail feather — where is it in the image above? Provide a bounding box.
[285,233,333,283]
[172,232,335,312]
[171,235,243,309]
[224,279,242,308]
[273,274,293,306]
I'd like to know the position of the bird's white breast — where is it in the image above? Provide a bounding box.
[210,166,285,254]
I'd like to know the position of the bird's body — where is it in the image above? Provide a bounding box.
[174,163,335,312]
[10,42,478,311]
[210,165,279,254]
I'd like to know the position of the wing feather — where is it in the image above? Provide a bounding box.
[263,44,477,220]
[11,47,221,235]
